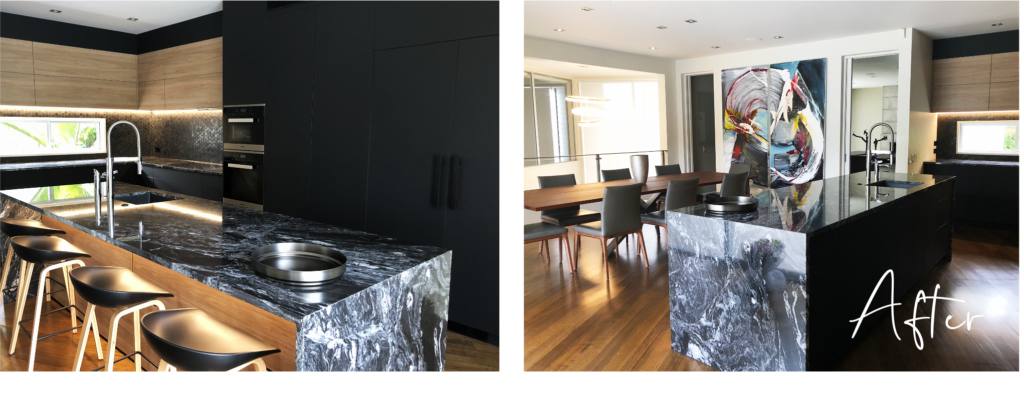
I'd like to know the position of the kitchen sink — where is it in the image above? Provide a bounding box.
[864,180,924,189]
[113,192,181,205]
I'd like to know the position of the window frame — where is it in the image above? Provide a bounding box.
[956,120,1019,156]
[0,117,107,157]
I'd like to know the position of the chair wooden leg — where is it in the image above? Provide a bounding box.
[558,237,563,263]
[542,240,551,264]
[573,233,581,271]
[538,241,543,254]
[600,238,609,281]
[637,230,650,268]
[73,303,96,371]
[561,234,574,271]
[9,260,29,355]
[1,243,13,295]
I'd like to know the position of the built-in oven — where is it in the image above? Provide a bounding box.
[223,150,264,210]
[223,104,264,153]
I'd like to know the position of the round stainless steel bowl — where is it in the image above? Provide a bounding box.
[251,243,347,286]
[704,196,759,214]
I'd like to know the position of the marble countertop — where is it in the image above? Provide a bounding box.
[670,172,954,235]
[0,156,223,175]
[925,159,1019,167]
[1,181,448,323]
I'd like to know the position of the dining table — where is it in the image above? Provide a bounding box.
[524,171,754,255]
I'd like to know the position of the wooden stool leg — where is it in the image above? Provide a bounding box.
[134,309,142,372]
[62,265,77,333]
[27,265,50,371]
[158,360,171,372]
[73,303,96,371]
[106,308,123,371]
[92,306,104,360]
[9,260,29,355]
[637,230,650,268]
[1,243,13,294]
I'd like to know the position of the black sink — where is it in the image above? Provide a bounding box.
[113,192,181,205]
[864,180,924,189]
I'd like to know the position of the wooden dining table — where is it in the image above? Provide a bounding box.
[525,171,754,256]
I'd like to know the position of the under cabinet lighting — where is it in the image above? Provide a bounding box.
[0,105,151,114]
[936,110,1019,115]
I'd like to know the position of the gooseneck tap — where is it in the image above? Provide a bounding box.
[98,121,142,237]
[863,122,894,184]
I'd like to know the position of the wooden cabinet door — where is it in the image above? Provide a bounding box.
[990,52,1019,83]
[373,1,498,50]
[989,81,1019,111]
[365,41,460,247]
[442,36,500,336]
[164,73,221,109]
[264,7,316,219]
[138,80,165,110]
[933,54,991,86]
[0,72,35,105]
[931,83,990,112]
[0,37,34,74]
[308,1,375,230]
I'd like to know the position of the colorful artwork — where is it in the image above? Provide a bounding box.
[721,59,826,188]
[722,66,771,186]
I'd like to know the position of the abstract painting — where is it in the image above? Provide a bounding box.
[767,59,826,188]
[722,66,771,186]
[721,59,826,188]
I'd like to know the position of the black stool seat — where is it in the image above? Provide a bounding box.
[142,309,280,371]
[10,236,89,264]
[1,218,65,237]
[69,267,173,308]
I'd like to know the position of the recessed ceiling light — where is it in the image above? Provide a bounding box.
[657,26,668,29]
[649,47,657,50]
[581,7,594,11]
[49,9,61,13]
[774,36,784,39]
[992,22,1004,27]
[685,19,697,23]
[711,46,720,49]
[127,17,138,21]
[554,28,565,32]
[746,38,762,42]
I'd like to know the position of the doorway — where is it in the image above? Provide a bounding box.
[843,52,899,175]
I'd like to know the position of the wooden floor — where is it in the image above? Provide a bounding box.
[1,299,498,372]
[524,224,1019,371]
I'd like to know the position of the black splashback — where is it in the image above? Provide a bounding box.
[0,107,221,164]
[935,112,1020,162]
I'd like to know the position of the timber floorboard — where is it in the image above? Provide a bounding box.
[524,225,1018,371]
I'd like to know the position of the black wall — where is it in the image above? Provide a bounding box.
[137,11,222,54]
[934,112,1020,161]
[0,12,137,54]
[933,30,1019,60]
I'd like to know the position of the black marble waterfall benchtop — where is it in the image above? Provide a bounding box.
[1,181,451,371]
[667,172,955,371]
[0,156,223,175]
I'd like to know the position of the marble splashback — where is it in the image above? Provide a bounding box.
[0,107,221,165]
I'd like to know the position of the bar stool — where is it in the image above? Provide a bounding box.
[69,266,173,372]
[7,235,93,371]
[2,218,65,304]
[141,309,280,371]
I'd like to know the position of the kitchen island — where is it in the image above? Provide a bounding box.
[667,172,955,371]
[1,181,451,371]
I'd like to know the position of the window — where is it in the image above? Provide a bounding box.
[0,117,106,157]
[957,120,1018,156]
[525,71,574,167]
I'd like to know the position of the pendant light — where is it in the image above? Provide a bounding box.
[570,65,610,127]
[571,107,606,116]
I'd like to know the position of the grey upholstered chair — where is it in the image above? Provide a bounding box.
[654,164,682,176]
[525,222,574,271]
[537,174,600,260]
[601,168,632,181]
[641,178,699,239]
[720,172,750,197]
[573,183,649,280]
[700,163,751,201]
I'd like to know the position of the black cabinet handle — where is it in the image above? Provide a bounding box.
[448,156,461,210]
[432,155,446,208]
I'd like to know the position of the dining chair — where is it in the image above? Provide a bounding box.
[641,178,699,240]
[720,172,750,197]
[601,168,632,181]
[537,174,600,260]
[524,222,574,271]
[573,183,649,280]
[700,163,751,201]
[654,164,681,176]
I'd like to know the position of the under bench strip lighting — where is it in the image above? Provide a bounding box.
[935,110,1019,115]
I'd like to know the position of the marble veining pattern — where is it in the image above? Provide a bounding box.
[297,252,451,371]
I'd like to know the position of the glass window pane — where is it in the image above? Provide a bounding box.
[0,121,48,154]
[49,122,100,151]
[959,121,1018,155]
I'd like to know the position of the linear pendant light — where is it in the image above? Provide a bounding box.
[566,95,611,104]
[571,107,605,116]
[570,65,610,127]
[578,119,603,127]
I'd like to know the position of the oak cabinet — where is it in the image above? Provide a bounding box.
[0,37,34,74]
[991,52,1019,83]
[0,72,35,105]
[34,74,138,109]
[933,54,991,86]
[138,80,165,110]
[931,83,990,112]
[164,72,222,109]
[32,42,137,83]
[989,81,1019,111]
[162,37,222,79]
[932,52,1018,112]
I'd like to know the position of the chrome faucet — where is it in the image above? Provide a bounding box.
[95,121,142,237]
[862,122,895,184]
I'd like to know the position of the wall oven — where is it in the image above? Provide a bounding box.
[223,150,264,210]
[223,104,264,153]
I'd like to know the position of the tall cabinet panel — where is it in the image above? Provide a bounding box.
[443,36,499,336]
[365,42,460,248]
[264,7,315,219]
[309,2,376,230]
[373,1,499,51]
[223,1,267,105]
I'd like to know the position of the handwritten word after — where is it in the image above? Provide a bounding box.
[849,269,983,350]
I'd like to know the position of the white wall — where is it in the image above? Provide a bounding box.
[674,29,921,179]
[851,88,884,152]
[907,29,936,174]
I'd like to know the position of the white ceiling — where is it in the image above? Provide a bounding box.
[852,54,900,89]
[0,1,222,34]
[525,57,660,78]
[525,1,1020,60]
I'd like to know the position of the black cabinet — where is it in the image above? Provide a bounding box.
[138,166,222,201]
[442,36,499,336]
[223,1,267,105]
[308,2,375,231]
[373,1,498,51]
[264,7,315,219]
[364,41,460,248]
